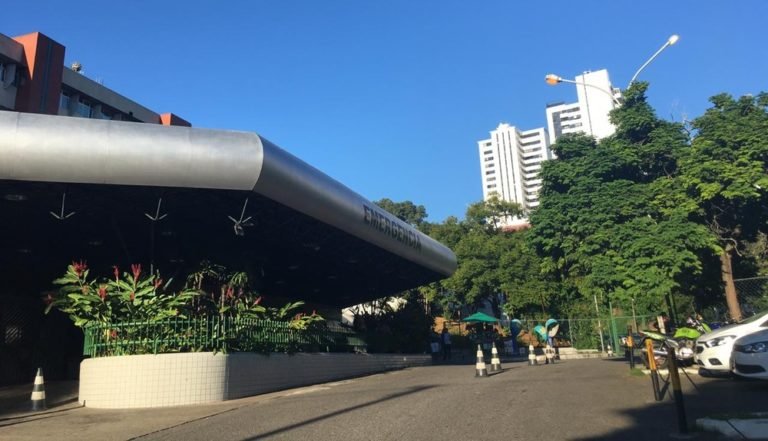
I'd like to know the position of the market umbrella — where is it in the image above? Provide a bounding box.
[461,312,500,323]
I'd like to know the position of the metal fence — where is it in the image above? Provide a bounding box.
[500,315,655,353]
[83,317,367,358]
[734,277,768,316]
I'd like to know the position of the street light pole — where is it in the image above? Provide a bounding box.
[628,34,680,87]
[545,74,621,106]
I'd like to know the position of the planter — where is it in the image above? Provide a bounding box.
[79,352,430,408]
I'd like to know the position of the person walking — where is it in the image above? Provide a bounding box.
[441,327,452,361]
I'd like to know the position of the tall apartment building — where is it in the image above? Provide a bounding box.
[477,69,620,227]
[545,69,621,143]
[0,31,188,126]
[477,123,551,227]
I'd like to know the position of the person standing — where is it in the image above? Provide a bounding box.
[441,327,452,361]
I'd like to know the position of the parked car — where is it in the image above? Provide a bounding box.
[694,310,768,375]
[731,328,768,379]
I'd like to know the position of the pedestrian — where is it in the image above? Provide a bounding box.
[430,330,441,361]
[442,327,452,361]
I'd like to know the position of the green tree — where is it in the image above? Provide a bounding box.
[677,93,768,320]
[529,83,718,319]
[374,198,428,227]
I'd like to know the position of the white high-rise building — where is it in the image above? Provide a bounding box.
[477,123,551,227]
[546,69,621,143]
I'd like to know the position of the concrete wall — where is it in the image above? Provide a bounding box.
[79,352,431,409]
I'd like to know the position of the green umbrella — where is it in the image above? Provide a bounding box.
[461,312,499,323]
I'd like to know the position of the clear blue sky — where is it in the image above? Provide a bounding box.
[4,1,767,222]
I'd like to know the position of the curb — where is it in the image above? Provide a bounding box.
[697,416,768,440]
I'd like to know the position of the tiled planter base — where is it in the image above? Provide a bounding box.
[79,352,430,409]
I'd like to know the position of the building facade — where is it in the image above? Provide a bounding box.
[477,123,551,227]
[546,69,621,143]
[0,31,188,126]
[477,69,620,228]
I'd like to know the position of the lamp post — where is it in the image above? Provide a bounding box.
[628,34,679,87]
[545,74,621,106]
[545,34,680,98]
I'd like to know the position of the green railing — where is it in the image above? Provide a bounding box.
[83,317,367,358]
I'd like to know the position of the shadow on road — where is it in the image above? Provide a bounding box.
[241,384,439,441]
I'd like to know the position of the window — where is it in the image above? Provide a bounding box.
[59,93,70,111]
[483,150,493,155]
[75,98,92,118]
[486,184,497,189]
[487,177,496,182]
[485,170,495,175]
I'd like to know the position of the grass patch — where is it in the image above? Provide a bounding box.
[629,368,646,377]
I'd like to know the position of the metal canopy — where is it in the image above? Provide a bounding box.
[0,111,456,307]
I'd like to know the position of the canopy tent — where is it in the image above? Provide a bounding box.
[461,312,499,323]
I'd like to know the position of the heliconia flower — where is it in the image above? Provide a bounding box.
[154,278,163,289]
[254,296,262,305]
[72,260,88,277]
[130,291,135,301]
[98,285,107,301]
[112,265,119,281]
[131,263,142,280]
[312,309,317,316]
[226,286,234,299]
[43,293,54,305]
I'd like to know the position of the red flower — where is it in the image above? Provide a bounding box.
[154,278,163,289]
[110,330,117,339]
[312,309,317,316]
[112,265,119,281]
[226,286,234,299]
[98,285,107,301]
[43,293,54,305]
[72,260,87,277]
[131,263,142,280]
[254,296,262,305]
[129,291,135,301]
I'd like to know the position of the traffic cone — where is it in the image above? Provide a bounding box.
[545,344,555,364]
[528,344,537,366]
[475,345,488,377]
[490,343,502,372]
[30,367,46,411]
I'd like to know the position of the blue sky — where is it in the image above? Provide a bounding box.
[4,1,767,222]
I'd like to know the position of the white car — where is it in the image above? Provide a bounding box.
[731,328,768,379]
[694,311,768,374]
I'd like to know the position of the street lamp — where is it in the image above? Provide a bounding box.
[628,34,680,87]
[545,74,621,106]
[545,34,680,98]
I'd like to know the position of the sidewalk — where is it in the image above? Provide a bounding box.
[0,380,80,418]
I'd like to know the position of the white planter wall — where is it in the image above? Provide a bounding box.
[79,352,431,409]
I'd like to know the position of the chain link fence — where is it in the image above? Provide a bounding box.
[500,315,653,353]
[734,277,768,317]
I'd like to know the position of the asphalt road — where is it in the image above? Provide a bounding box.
[2,358,766,440]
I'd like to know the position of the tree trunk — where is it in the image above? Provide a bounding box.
[720,245,743,322]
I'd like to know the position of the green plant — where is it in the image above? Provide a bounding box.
[46,261,199,327]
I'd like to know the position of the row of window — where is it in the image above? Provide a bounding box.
[59,91,121,121]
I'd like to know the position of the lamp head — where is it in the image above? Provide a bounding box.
[667,34,680,45]
[545,74,562,85]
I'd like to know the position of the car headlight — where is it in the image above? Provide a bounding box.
[735,341,768,353]
[704,335,735,348]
